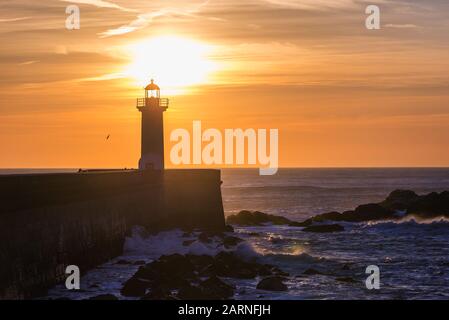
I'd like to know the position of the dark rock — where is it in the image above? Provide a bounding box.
[198,232,212,243]
[226,210,292,226]
[351,203,394,221]
[115,259,131,265]
[177,284,209,300]
[89,294,118,300]
[212,252,274,279]
[256,276,288,292]
[303,224,344,233]
[141,288,176,300]
[297,189,449,225]
[271,267,290,277]
[297,211,343,226]
[121,252,287,300]
[223,236,244,248]
[200,276,234,299]
[121,278,150,297]
[381,190,419,211]
[223,225,234,233]
[303,268,326,276]
[407,191,449,217]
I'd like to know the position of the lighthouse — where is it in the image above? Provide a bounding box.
[136,79,169,170]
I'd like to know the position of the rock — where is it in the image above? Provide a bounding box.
[200,276,234,299]
[115,259,131,265]
[133,260,146,266]
[121,252,287,300]
[186,254,215,269]
[256,276,288,292]
[198,232,212,243]
[296,190,449,225]
[223,225,234,233]
[223,236,244,248]
[226,210,292,226]
[177,284,209,300]
[213,252,259,279]
[141,288,176,300]
[302,224,344,233]
[381,190,419,211]
[407,191,449,218]
[121,278,150,297]
[89,294,118,300]
[296,211,343,226]
[303,268,326,276]
[351,203,394,221]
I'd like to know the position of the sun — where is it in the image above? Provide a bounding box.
[124,36,219,94]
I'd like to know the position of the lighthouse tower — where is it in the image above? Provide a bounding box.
[136,79,169,170]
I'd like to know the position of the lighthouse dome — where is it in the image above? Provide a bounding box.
[145,79,160,91]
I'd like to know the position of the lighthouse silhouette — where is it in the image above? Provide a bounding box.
[136,79,169,170]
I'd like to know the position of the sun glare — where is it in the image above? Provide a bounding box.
[124,36,219,94]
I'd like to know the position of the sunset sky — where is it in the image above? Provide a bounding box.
[0,0,448,168]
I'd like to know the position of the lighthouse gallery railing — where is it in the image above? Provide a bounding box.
[136,98,169,108]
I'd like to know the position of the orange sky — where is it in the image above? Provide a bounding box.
[0,0,448,168]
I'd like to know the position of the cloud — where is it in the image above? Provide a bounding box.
[59,0,135,12]
[79,72,125,82]
[18,60,40,65]
[98,11,166,37]
[385,23,419,29]
[98,0,210,37]
[261,0,364,10]
[0,17,31,23]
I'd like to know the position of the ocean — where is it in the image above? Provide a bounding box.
[2,168,449,299]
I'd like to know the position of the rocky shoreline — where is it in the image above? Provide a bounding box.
[227,190,449,231]
[87,231,291,300]
[53,189,449,300]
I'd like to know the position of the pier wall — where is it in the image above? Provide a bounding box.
[0,169,225,299]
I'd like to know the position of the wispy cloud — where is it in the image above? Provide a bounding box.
[98,10,167,37]
[385,23,419,29]
[79,72,125,82]
[98,0,210,37]
[261,0,369,10]
[18,60,40,66]
[0,17,31,23]
[59,0,135,12]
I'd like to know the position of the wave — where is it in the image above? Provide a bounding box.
[364,215,449,227]
[123,226,262,261]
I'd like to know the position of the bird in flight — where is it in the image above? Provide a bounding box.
[106,134,110,140]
